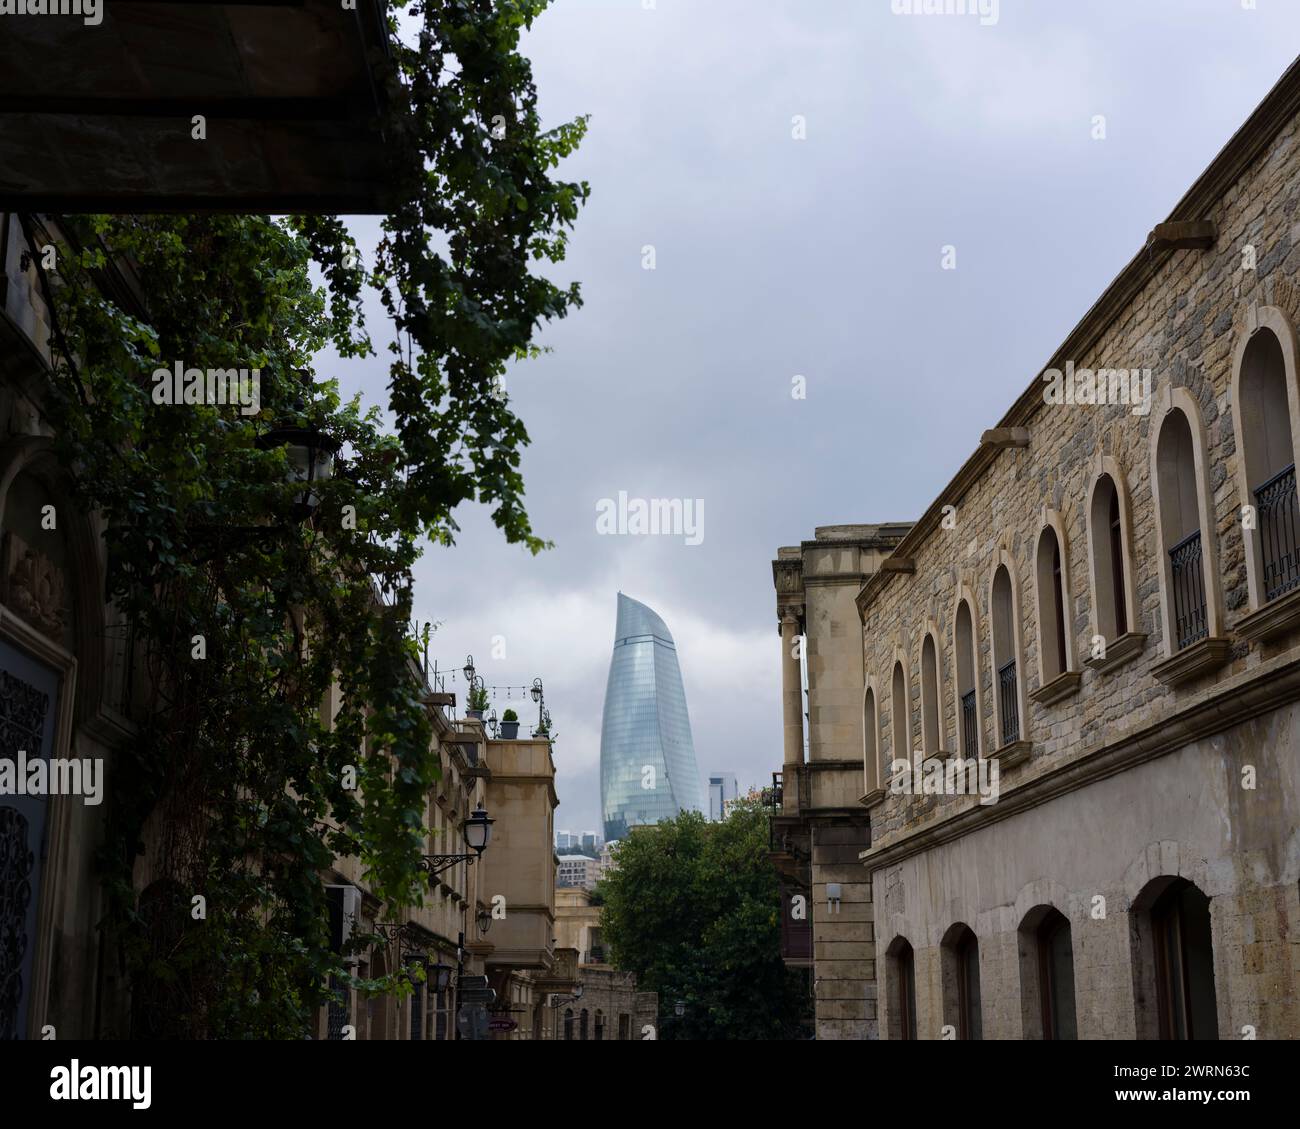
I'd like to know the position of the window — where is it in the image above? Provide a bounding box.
[863,684,880,793]
[409,977,424,1041]
[580,1008,589,1040]
[1235,323,1300,605]
[886,937,918,1040]
[1088,473,1131,642]
[563,1008,574,1040]
[941,923,982,1040]
[1018,906,1076,1039]
[891,661,911,760]
[920,633,942,753]
[1131,877,1219,1040]
[618,1013,631,1040]
[1153,398,1222,655]
[1035,526,1070,683]
[594,1009,605,1041]
[991,564,1022,747]
[955,598,980,757]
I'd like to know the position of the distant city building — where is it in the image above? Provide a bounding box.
[557,854,602,891]
[600,840,619,878]
[556,830,574,851]
[708,773,739,821]
[599,593,705,842]
[581,831,600,853]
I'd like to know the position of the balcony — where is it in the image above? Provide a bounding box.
[1169,530,1209,651]
[960,690,977,758]
[1256,464,1300,602]
[996,659,1019,746]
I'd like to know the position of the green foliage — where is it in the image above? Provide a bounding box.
[295,0,589,555]
[501,708,518,722]
[34,0,586,1038]
[600,802,812,1040]
[468,683,490,711]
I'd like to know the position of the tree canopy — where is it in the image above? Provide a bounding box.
[599,802,812,1040]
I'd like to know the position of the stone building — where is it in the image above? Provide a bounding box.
[548,886,658,1040]
[771,56,1300,1040]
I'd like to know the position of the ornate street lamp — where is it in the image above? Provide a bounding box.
[674,1000,686,1018]
[418,805,494,885]
[463,655,477,685]
[255,422,340,521]
[463,806,494,855]
[429,961,454,994]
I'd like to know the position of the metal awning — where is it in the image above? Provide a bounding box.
[0,0,396,212]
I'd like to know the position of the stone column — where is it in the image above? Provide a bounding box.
[780,610,804,815]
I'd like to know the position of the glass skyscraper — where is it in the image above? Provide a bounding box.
[600,593,705,843]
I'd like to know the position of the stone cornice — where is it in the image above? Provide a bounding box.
[856,55,1300,616]
[859,653,1300,874]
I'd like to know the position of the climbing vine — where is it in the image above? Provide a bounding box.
[34,0,587,1037]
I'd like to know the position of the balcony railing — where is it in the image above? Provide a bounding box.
[1255,464,1300,602]
[996,660,1019,746]
[1169,530,1208,650]
[960,690,977,758]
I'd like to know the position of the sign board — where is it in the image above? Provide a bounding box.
[488,1018,518,1032]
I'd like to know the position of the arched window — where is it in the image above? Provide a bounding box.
[941,923,982,1040]
[1236,325,1300,605]
[920,633,941,754]
[1157,410,1208,650]
[991,564,1023,748]
[954,598,980,757]
[863,684,881,795]
[891,661,911,761]
[594,1009,605,1041]
[886,937,918,1040]
[1088,472,1131,643]
[1035,526,1070,684]
[579,1008,589,1040]
[1130,877,1219,1040]
[1018,906,1076,1039]
[563,1008,574,1040]
[618,1013,631,1040]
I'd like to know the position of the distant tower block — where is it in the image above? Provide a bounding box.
[600,594,705,842]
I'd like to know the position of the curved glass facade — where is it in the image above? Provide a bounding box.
[600,593,705,842]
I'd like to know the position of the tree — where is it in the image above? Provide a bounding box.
[600,802,811,1040]
[28,0,588,1037]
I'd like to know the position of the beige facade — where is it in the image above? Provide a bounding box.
[772,58,1300,1040]
[313,706,492,1042]
[550,888,656,1040]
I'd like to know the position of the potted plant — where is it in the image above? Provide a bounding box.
[467,683,489,720]
[499,708,520,740]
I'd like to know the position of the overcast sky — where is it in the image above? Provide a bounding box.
[328,0,1300,836]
